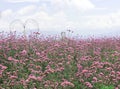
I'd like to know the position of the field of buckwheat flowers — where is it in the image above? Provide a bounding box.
[0,32,120,89]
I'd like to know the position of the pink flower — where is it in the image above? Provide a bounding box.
[85,82,93,88]
[115,87,119,89]
[67,55,72,60]
[92,77,97,83]
[37,76,44,81]
[45,65,54,74]
[14,59,19,63]
[117,76,120,80]
[0,64,7,72]
[82,69,88,73]
[25,79,30,83]
[36,52,40,56]
[56,67,64,72]
[21,50,27,55]
[99,72,104,76]
[8,57,13,61]
[2,66,7,70]
[54,43,60,47]
[10,75,18,79]
[77,64,83,72]
[28,74,37,80]
[117,71,120,76]
[20,79,26,85]
[8,57,19,63]
[61,79,74,87]
[111,71,115,75]
[45,68,54,74]
[106,67,112,71]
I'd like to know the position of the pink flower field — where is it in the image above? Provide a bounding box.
[0,32,120,89]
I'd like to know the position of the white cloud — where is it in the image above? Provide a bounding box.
[1,7,120,33]
[0,20,9,30]
[1,9,13,17]
[71,10,120,31]
[68,0,95,10]
[49,0,95,11]
[21,11,68,31]
[17,5,37,15]
[5,0,39,3]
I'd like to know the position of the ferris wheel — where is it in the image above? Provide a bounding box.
[24,18,39,34]
[9,19,24,32]
[9,18,39,36]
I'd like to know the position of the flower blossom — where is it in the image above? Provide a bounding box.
[61,79,74,87]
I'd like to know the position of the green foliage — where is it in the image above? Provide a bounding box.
[94,83,114,89]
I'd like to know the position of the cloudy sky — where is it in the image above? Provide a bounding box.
[0,0,120,37]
